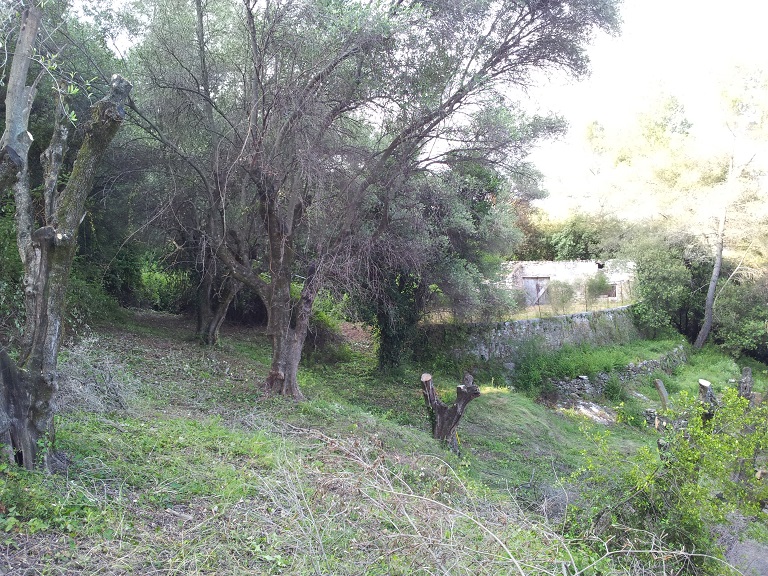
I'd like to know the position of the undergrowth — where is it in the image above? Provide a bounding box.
[0,314,764,575]
[512,338,683,394]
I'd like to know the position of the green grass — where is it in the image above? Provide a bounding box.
[1,313,762,575]
[58,415,278,503]
[635,345,768,405]
[460,387,591,486]
[512,338,683,393]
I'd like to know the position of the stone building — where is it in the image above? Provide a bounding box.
[502,260,634,306]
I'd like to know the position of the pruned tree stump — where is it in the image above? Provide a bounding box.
[698,379,718,423]
[421,372,480,455]
[739,367,754,404]
[654,378,669,411]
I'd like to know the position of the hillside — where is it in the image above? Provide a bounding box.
[1,311,766,575]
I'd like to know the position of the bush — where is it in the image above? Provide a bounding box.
[102,246,144,306]
[547,280,574,315]
[585,271,611,310]
[602,373,625,402]
[622,233,710,340]
[712,277,768,357]
[137,257,194,313]
[568,389,768,574]
[66,264,124,333]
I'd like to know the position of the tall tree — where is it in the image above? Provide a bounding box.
[579,81,768,348]
[694,68,768,348]
[128,0,619,398]
[360,164,535,368]
[0,2,130,469]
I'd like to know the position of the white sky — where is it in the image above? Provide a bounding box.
[527,0,768,219]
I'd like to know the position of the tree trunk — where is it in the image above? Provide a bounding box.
[738,367,754,404]
[694,209,726,349]
[196,265,214,336]
[421,372,481,455]
[264,266,317,399]
[2,5,43,360]
[202,278,242,345]
[654,378,669,411]
[698,378,718,424]
[1,74,131,470]
[0,6,41,185]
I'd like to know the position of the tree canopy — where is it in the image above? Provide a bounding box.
[109,0,620,397]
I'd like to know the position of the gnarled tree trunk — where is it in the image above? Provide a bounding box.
[201,277,242,345]
[0,67,131,469]
[263,265,318,399]
[421,372,481,455]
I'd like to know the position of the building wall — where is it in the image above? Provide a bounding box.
[502,260,635,306]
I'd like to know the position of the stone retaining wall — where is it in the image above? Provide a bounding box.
[462,306,640,362]
[552,345,687,400]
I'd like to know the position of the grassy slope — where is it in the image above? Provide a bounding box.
[1,312,764,575]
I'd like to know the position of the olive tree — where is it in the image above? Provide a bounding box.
[0,1,130,469]
[128,0,620,398]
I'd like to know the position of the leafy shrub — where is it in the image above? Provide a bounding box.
[138,257,193,313]
[584,271,611,310]
[66,270,124,332]
[623,233,710,340]
[712,277,768,357]
[569,390,768,574]
[101,246,144,306]
[602,373,625,402]
[547,280,574,315]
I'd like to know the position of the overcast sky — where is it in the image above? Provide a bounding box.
[528,0,768,218]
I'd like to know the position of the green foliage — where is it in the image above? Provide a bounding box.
[586,271,610,299]
[304,290,352,365]
[358,164,525,369]
[0,200,23,345]
[65,267,124,332]
[582,271,612,311]
[512,342,638,395]
[569,390,768,574]
[137,256,193,313]
[0,461,105,535]
[602,373,626,402]
[101,246,144,306]
[632,248,691,332]
[514,212,629,262]
[624,231,711,340]
[712,277,768,357]
[546,280,574,315]
[613,399,645,427]
[4,306,749,573]
[550,215,602,260]
[59,414,276,504]
[370,273,426,369]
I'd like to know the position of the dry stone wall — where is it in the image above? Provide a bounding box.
[465,306,640,362]
[552,345,687,400]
